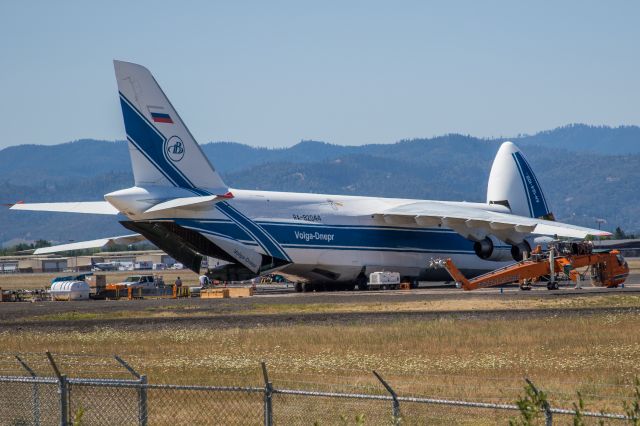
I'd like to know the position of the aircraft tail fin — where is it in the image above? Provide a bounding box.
[486,141,554,220]
[114,60,226,193]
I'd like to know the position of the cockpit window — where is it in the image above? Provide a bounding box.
[616,254,624,265]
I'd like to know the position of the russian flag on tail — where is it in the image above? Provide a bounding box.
[147,105,173,124]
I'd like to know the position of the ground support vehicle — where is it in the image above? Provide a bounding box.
[437,241,629,291]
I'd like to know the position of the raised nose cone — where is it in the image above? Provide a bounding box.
[487,140,552,219]
[496,141,520,156]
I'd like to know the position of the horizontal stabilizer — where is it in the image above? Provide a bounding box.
[144,192,233,214]
[33,234,146,255]
[9,201,119,215]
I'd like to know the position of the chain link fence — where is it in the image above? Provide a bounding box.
[0,352,636,425]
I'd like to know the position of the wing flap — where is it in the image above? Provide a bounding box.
[377,200,610,242]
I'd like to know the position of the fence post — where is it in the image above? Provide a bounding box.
[261,361,273,426]
[114,355,142,379]
[114,355,147,426]
[46,351,69,426]
[373,371,401,424]
[525,378,552,426]
[59,375,69,426]
[138,375,148,426]
[16,355,40,426]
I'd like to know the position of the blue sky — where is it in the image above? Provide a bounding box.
[1,1,638,148]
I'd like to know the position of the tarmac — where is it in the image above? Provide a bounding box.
[1,270,638,331]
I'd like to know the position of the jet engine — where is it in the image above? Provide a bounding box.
[473,236,513,262]
[510,236,553,261]
[510,242,531,262]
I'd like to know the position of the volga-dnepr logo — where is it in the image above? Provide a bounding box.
[165,136,185,162]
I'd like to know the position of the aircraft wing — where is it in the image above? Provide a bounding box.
[9,201,119,215]
[33,234,146,255]
[376,201,610,242]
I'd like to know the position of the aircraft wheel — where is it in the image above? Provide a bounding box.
[294,282,303,292]
[356,276,368,291]
[302,282,314,292]
[345,282,356,291]
[519,284,531,291]
[547,282,559,290]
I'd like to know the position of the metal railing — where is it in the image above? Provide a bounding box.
[0,353,636,425]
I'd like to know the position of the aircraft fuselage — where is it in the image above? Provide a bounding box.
[108,186,513,283]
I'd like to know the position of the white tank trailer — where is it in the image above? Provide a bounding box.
[50,281,91,301]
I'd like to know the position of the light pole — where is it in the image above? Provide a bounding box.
[68,240,77,272]
[595,219,607,242]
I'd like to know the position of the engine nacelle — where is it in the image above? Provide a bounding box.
[473,236,513,262]
[510,242,531,262]
[510,236,553,261]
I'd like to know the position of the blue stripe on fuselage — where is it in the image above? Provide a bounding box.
[215,203,292,261]
[176,218,480,254]
[176,219,254,242]
[261,222,475,252]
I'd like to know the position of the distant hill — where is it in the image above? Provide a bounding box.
[0,139,129,184]
[1,124,639,245]
[0,124,638,180]
[516,124,640,155]
[204,124,640,173]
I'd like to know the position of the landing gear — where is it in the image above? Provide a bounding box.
[356,275,368,291]
[302,282,314,292]
[294,282,303,293]
[547,281,559,290]
[519,280,532,291]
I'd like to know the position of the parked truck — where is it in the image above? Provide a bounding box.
[117,275,165,290]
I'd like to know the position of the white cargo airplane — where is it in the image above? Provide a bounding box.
[10,61,610,291]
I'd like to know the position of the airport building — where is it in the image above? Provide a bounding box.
[0,257,68,273]
[594,239,640,258]
[0,250,178,273]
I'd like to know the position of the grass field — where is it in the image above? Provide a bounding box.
[2,296,640,416]
[1,258,639,423]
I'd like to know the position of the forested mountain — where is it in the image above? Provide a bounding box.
[1,124,638,245]
[516,124,640,154]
